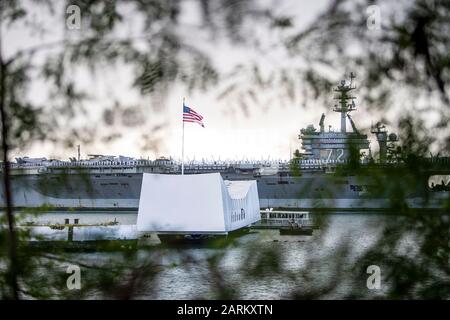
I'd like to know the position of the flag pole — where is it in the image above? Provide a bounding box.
[181,97,185,175]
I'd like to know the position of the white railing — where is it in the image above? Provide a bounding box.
[3,157,380,171]
[6,159,170,169]
[4,156,448,173]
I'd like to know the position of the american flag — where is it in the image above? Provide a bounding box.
[183,103,204,128]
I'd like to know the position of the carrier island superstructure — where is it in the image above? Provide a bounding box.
[1,74,449,210]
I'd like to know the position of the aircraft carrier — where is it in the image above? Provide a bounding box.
[1,74,449,210]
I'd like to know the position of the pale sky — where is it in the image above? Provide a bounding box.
[4,0,446,161]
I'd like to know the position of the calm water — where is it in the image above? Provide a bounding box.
[146,213,389,299]
[6,211,438,299]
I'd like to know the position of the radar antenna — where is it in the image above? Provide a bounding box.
[319,113,325,133]
[347,114,360,134]
[333,73,357,133]
[371,122,388,163]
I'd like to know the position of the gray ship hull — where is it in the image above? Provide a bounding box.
[1,170,447,210]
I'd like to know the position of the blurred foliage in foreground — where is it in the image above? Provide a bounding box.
[0,0,449,299]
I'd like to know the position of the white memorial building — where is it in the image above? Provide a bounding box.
[137,173,260,234]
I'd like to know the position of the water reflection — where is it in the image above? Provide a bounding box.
[12,211,396,298]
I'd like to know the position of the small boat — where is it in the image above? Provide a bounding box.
[157,233,218,245]
[279,227,313,236]
[157,228,252,246]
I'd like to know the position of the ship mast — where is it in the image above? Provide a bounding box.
[333,72,357,133]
